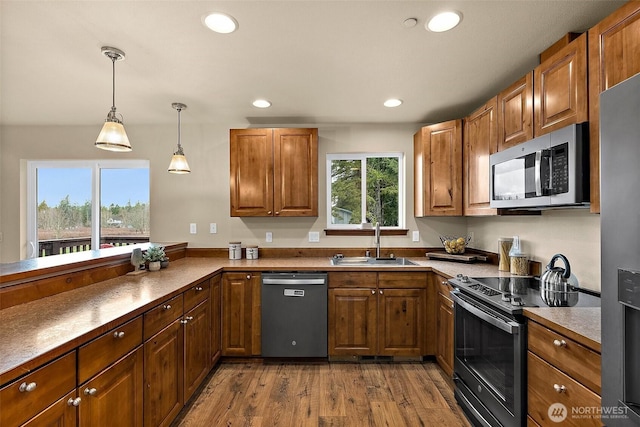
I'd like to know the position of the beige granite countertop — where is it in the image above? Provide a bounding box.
[524,307,601,352]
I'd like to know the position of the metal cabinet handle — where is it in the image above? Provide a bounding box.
[19,382,37,392]
[181,319,188,324]
[379,290,383,295]
[553,384,567,393]
[163,304,172,310]
[246,275,251,280]
[442,281,449,286]
[84,388,97,396]
[185,316,194,321]
[195,286,203,291]
[67,397,82,407]
[113,331,125,338]
[275,211,280,215]
[371,290,376,295]
[267,211,272,215]
[553,339,567,347]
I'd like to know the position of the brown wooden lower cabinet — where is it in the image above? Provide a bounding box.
[222,272,261,356]
[21,389,78,427]
[79,347,144,426]
[210,274,222,366]
[184,299,211,401]
[432,273,454,376]
[328,272,426,357]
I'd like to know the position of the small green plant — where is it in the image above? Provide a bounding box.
[143,245,166,262]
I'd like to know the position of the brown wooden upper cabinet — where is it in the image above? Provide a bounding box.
[497,72,533,151]
[464,97,498,216]
[414,119,463,217]
[588,1,640,214]
[229,128,318,217]
[534,32,588,137]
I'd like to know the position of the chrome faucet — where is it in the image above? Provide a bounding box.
[375,222,381,258]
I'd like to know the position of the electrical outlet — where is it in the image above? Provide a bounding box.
[190,223,197,234]
[209,223,217,234]
[266,232,273,243]
[309,231,320,242]
[469,231,475,243]
[412,230,420,242]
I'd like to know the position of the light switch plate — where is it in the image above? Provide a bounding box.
[190,223,197,234]
[209,223,217,234]
[309,231,320,242]
[412,230,420,242]
[266,232,273,243]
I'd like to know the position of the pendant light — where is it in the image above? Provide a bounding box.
[168,103,191,174]
[95,46,132,152]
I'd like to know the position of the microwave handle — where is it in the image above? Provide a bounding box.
[535,151,543,196]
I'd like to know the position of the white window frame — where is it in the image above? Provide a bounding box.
[326,152,405,229]
[26,159,149,259]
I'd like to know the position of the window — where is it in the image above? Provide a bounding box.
[27,160,150,258]
[327,153,404,229]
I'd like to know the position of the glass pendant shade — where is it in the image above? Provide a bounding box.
[168,102,191,174]
[96,117,132,152]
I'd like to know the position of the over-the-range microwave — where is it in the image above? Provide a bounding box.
[489,123,590,209]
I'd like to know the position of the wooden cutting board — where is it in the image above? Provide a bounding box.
[425,251,488,263]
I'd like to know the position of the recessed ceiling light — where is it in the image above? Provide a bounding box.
[426,11,461,32]
[384,99,403,108]
[203,13,238,34]
[252,99,272,108]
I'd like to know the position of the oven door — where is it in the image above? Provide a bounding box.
[452,290,526,427]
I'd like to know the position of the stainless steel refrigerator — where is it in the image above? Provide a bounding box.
[601,71,640,426]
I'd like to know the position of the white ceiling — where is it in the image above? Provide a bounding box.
[0,1,626,127]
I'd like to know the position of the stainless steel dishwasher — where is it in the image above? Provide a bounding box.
[261,272,327,357]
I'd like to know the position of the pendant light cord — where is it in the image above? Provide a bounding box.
[177,107,182,149]
[111,57,117,111]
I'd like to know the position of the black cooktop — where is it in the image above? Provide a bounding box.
[448,275,601,315]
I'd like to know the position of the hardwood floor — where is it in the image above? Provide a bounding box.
[172,360,472,427]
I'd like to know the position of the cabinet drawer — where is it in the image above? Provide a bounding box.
[328,272,377,288]
[144,294,183,340]
[435,276,453,295]
[0,351,76,427]
[184,280,210,312]
[378,272,427,288]
[528,351,602,426]
[78,316,143,384]
[528,321,601,394]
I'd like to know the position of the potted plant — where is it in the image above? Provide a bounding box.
[143,245,166,271]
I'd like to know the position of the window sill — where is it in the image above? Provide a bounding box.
[324,229,409,237]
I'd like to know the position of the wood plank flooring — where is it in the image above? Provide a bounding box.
[172,361,472,427]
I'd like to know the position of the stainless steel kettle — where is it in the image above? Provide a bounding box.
[540,254,580,307]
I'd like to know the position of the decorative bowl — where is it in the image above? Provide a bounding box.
[439,236,471,254]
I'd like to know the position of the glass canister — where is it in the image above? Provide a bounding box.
[229,242,242,260]
[498,237,513,271]
[510,253,529,276]
[246,245,259,260]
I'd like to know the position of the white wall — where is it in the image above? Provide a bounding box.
[0,123,601,292]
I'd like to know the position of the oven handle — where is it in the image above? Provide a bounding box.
[451,291,521,335]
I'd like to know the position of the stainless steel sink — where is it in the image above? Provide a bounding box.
[330,256,417,266]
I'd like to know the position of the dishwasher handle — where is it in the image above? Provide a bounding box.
[262,277,326,285]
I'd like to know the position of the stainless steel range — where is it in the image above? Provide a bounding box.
[448,274,600,427]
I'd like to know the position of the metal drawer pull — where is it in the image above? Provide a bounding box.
[553,339,567,347]
[67,397,82,406]
[442,281,448,286]
[181,319,188,324]
[19,382,37,392]
[379,290,383,295]
[553,384,567,393]
[371,290,376,295]
[246,275,251,279]
[185,316,194,321]
[113,331,125,338]
[163,304,172,310]
[84,388,97,396]
[195,286,203,291]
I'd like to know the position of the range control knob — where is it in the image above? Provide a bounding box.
[460,275,470,283]
[511,296,524,306]
[501,293,512,302]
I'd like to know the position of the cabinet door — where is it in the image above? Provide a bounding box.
[378,288,425,356]
[21,390,77,427]
[464,97,498,216]
[497,72,533,151]
[184,299,211,401]
[436,292,454,377]
[414,119,463,216]
[534,33,588,137]
[588,1,640,213]
[79,347,143,427]
[229,128,274,216]
[273,128,318,217]
[328,288,377,356]
[210,275,222,366]
[143,319,183,427]
[222,272,260,356]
